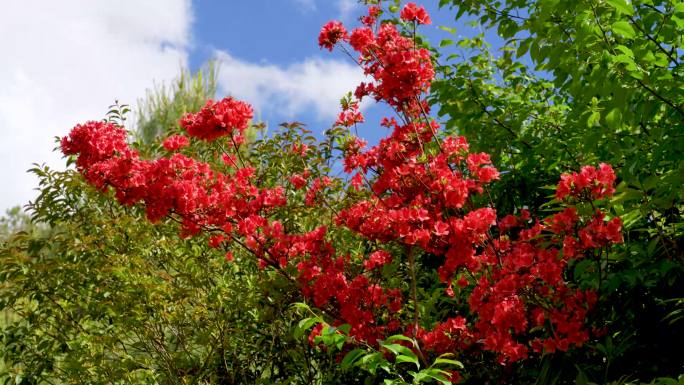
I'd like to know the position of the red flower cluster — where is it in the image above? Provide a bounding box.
[319,12,434,112]
[360,6,381,26]
[335,101,364,127]
[62,101,401,346]
[417,316,471,353]
[61,120,140,199]
[298,252,403,343]
[556,163,616,200]
[318,21,348,51]
[61,120,131,172]
[180,97,253,142]
[363,250,393,270]
[162,134,190,151]
[468,209,609,362]
[357,23,434,111]
[320,3,622,364]
[61,101,282,235]
[289,173,308,189]
[578,212,623,249]
[400,2,432,25]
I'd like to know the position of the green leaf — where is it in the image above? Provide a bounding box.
[606,0,634,16]
[575,368,590,385]
[395,354,420,368]
[440,39,454,47]
[605,107,623,129]
[516,38,532,58]
[336,323,352,335]
[675,2,684,15]
[381,342,420,369]
[386,334,415,344]
[382,342,412,355]
[433,357,464,369]
[359,352,389,375]
[412,371,429,383]
[291,302,311,311]
[294,317,320,339]
[587,111,601,127]
[611,21,635,38]
[412,368,453,384]
[335,333,346,350]
[614,44,634,58]
[439,26,456,34]
[628,69,644,79]
[341,349,366,370]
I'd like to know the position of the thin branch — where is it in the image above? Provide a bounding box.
[627,15,680,68]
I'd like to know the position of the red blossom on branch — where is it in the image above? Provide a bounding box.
[400,2,432,25]
[180,97,253,142]
[556,163,616,200]
[162,134,190,151]
[318,21,348,51]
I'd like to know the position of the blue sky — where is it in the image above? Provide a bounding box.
[190,0,473,67]
[0,0,502,212]
[188,0,499,142]
[190,1,352,68]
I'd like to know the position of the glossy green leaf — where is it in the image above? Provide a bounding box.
[606,0,634,16]
[611,21,636,38]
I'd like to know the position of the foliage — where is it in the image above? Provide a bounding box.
[0,207,48,241]
[0,167,345,385]
[136,63,218,144]
[431,0,684,382]
[0,69,355,384]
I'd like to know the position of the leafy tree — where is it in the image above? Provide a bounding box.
[431,0,684,382]
[136,63,218,144]
[0,207,47,241]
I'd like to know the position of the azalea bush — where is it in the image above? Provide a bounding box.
[58,1,622,382]
[1,1,681,384]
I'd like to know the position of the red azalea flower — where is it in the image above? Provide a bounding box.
[318,21,348,51]
[180,97,253,141]
[162,134,189,151]
[400,2,431,25]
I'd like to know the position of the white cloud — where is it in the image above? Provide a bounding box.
[0,0,191,212]
[214,51,367,122]
[291,0,360,19]
[337,0,361,21]
[293,0,317,12]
